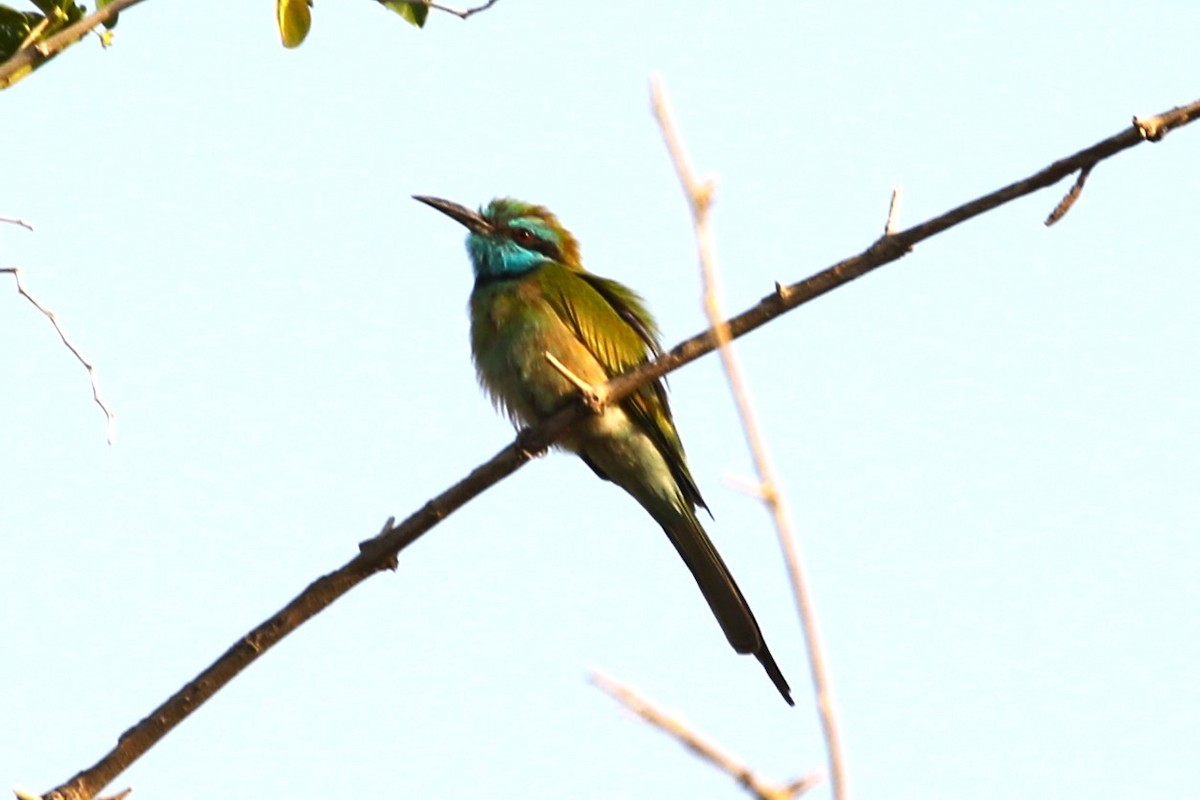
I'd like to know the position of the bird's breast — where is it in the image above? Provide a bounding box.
[469,278,609,427]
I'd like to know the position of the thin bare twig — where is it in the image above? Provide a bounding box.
[4,267,116,444]
[651,74,850,800]
[0,0,146,88]
[592,672,820,800]
[1044,164,1094,226]
[418,0,501,20]
[2,216,35,231]
[33,94,1200,800]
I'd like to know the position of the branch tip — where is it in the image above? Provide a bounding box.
[593,671,789,800]
[650,76,708,213]
[884,187,902,235]
[1,215,34,230]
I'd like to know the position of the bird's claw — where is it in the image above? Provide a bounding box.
[515,427,549,460]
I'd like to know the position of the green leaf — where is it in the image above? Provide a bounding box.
[60,0,86,24]
[276,0,311,48]
[31,0,85,25]
[380,1,428,28]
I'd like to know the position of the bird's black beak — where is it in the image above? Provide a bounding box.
[413,195,493,235]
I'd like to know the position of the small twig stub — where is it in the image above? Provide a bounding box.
[4,266,117,443]
[1044,163,1094,226]
[29,92,1200,800]
[884,188,902,236]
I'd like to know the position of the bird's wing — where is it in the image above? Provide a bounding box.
[542,265,708,512]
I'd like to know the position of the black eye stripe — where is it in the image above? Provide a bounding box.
[508,226,561,261]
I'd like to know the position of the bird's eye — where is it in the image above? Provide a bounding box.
[512,228,536,246]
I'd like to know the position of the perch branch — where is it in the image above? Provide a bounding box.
[33,93,1200,800]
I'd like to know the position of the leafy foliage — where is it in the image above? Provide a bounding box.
[273,0,429,49]
[379,0,428,28]
[0,6,44,62]
[0,0,107,87]
[0,0,86,58]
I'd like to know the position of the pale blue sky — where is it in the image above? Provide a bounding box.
[4,2,1198,799]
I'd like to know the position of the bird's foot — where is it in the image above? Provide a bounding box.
[515,426,550,460]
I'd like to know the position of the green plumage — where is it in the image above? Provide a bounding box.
[416,195,793,705]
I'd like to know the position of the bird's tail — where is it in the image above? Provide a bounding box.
[655,499,794,706]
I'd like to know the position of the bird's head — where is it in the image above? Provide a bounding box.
[414,196,582,281]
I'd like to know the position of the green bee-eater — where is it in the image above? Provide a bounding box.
[415,195,792,705]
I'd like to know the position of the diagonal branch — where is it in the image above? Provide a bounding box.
[32,94,1200,800]
[0,0,147,89]
[592,672,822,800]
[651,74,849,800]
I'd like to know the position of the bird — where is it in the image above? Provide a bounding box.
[414,195,793,705]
